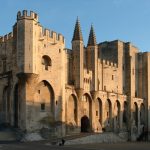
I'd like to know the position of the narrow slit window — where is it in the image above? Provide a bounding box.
[96,111,98,116]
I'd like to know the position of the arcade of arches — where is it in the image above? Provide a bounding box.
[0,80,146,138]
[0,80,55,130]
[0,10,149,142]
[66,92,146,136]
[0,82,146,137]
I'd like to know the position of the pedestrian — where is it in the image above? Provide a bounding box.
[61,138,65,146]
[59,138,65,146]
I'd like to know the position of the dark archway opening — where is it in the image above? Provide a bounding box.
[133,102,138,127]
[14,84,19,128]
[1,86,9,127]
[123,102,128,124]
[81,115,90,132]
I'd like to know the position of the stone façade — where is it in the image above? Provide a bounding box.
[0,10,149,141]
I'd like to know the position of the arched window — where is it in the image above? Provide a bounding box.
[42,55,52,70]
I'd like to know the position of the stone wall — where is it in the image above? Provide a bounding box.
[0,10,149,141]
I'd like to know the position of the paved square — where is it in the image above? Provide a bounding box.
[0,142,150,150]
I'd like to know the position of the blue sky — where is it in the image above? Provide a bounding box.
[0,0,150,51]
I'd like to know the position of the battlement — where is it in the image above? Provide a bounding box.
[17,10,38,21]
[39,27,65,43]
[0,32,13,43]
[16,10,65,44]
[102,59,117,68]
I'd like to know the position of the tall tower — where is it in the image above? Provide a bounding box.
[14,10,38,74]
[87,25,98,91]
[12,10,39,130]
[72,18,84,89]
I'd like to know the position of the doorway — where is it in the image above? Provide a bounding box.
[81,115,90,132]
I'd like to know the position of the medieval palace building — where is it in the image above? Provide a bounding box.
[0,10,150,140]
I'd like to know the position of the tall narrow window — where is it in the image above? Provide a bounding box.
[96,111,98,116]
[112,75,114,80]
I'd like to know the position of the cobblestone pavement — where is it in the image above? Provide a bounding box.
[0,141,150,150]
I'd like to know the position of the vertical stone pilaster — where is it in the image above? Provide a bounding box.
[111,101,114,131]
[90,91,97,131]
[120,103,123,131]
[75,88,84,130]
[101,102,105,129]
[17,73,38,130]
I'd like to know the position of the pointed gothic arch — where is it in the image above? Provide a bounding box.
[68,94,78,124]
[80,93,92,132]
[2,86,9,125]
[114,100,121,131]
[95,98,102,125]
[106,99,112,120]
[82,93,92,118]
[105,99,112,131]
[115,100,121,124]
[35,80,55,115]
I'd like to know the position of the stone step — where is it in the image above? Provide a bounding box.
[64,132,96,140]
[65,132,128,145]
[50,133,95,145]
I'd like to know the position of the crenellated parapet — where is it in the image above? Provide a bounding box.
[101,59,117,69]
[39,27,65,44]
[16,10,64,44]
[0,32,13,43]
[17,10,38,21]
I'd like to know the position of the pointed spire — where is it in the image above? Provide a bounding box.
[87,24,97,46]
[72,17,83,41]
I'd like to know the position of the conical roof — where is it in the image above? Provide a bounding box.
[87,25,96,46]
[72,18,83,41]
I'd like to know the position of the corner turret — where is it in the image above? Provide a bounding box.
[17,10,38,22]
[14,10,39,74]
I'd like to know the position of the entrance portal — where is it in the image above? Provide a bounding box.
[81,116,90,132]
